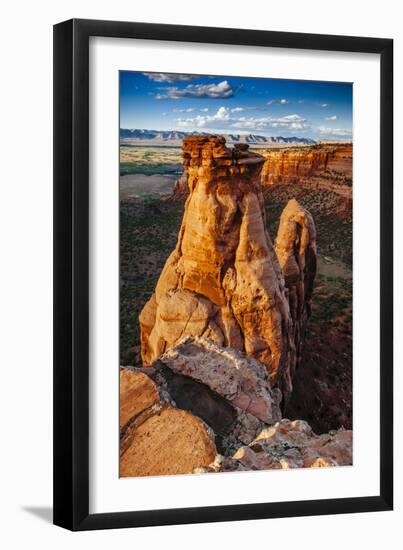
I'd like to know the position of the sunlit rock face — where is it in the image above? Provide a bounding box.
[275,198,317,382]
[119,367,217,477]
[260,144,352,187]
[152,337,282,428]
[120,342,352,478]
[173,144,353,198]
[139,135,316,403]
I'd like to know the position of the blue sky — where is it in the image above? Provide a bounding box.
[120,71,352,140]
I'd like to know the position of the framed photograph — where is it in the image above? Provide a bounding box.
[53,19,393,531]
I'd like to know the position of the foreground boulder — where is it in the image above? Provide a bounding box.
[121,405,217,477]
[120,368,217,477]
[120,368,159,429]
[151,338,282,453]
[120,339,352,477]
[154,337,282,425]
[140,136,317,402]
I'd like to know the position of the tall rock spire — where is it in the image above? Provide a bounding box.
[139,135,316,403]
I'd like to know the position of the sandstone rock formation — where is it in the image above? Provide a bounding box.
[195,418,352,473]
[120,339,352,477]
[120,367,217,477]
[275,199,317,379]
[260,144,353,221]
[151,338,282,452]
[172,172,189,199]
[120,368,159,429]
[155,337,281,425]
[172,144,352,201]
[140,136,317,402]
[260,144,352,187]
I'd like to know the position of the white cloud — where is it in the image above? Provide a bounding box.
[143,72,199,83]
[155,80,234,100]
[176,106,230,128]
[199,108,209,112]
[317,126,351,137]
[215,106,231,120]
[268,98,289,105]
[230,107,245,112]
[176,107,309,132]
[321,103,328,107]
[325,115,337,120]
[173,108,195,113]
[280,114,303,121]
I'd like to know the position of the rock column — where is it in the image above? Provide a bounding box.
[140,136,316,403]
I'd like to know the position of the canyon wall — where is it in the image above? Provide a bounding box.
[172,143,353,204]
[260,144,352,187]
[140,136,316,402]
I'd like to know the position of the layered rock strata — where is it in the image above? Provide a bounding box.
[140,136,316,402]
[260,144,352,187]
[172,143,352,198]
[120,339,352,477]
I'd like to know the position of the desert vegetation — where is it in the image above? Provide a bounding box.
[120,145,182,176]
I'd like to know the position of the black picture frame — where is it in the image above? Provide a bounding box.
[53,18,393,531]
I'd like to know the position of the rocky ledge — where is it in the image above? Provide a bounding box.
[120,338,352,477]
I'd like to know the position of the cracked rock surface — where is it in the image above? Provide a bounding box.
[120,339,351,477]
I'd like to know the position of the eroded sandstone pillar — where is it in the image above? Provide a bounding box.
[139,136,316,403]
[275,198,317,382]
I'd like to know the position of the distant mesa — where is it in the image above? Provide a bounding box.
[120,128,317,146]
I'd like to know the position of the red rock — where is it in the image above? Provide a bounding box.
[119,356,351,477]
[275,198,317,381]
[119,367,217,477]
[120,405,217,477]
[119,368,159,428]
[155,337,281,425]
[139,136,317,403]
[260,144,352,187]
